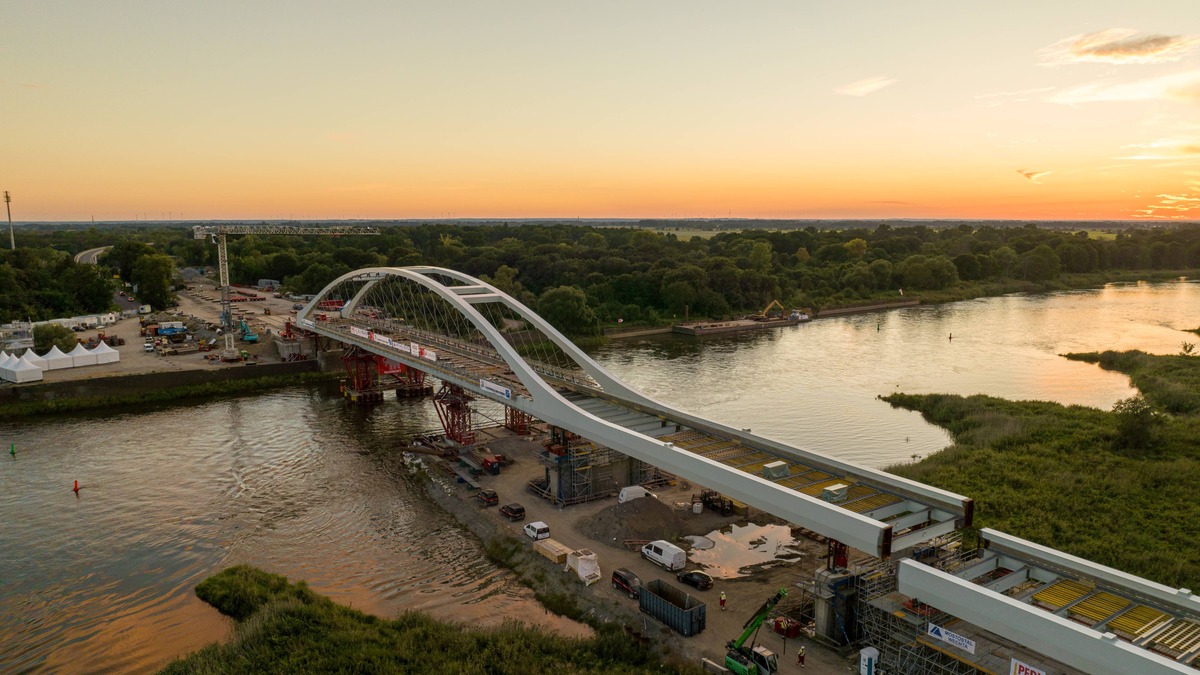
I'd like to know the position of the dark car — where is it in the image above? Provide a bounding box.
[476,489,498,507]
[292,303,305,310]
[498,503,525,521]
[676,570,714,590]
[611,568,642,599]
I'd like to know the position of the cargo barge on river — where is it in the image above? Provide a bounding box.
[672,310,810,336]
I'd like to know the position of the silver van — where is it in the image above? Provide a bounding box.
[641,540,687,571]
[523,521,550,540]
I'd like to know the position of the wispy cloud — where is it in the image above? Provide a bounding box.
[1048,70,1200,105]
[1134,171,1200,219]
[835,76,896,97]
[976,86,1057,108]
[1116,136,1200,160]
[1040,29,1200,66]
[1017,169,1053,183]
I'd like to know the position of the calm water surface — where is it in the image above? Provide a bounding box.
[1,280,1195,672]
[591,281,1197,467]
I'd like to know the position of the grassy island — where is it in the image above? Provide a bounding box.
[885,350,1200,589]
[161,565,680,674]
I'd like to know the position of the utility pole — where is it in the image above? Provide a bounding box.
[4,191,12,250]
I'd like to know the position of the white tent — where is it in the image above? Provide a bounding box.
[42,345,75,370]
[89,340,120,364]
[8,356,44,383]
[21,349,49,370]
[0,354,16,382]
[68,343,99,367]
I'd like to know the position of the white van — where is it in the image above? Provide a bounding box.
[641,540,687,571]
[523,521,550,540]
[618,485,656,504]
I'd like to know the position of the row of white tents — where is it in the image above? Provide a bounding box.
[0,343,121,383]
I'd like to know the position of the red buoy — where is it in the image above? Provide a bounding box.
[73,480,79,493]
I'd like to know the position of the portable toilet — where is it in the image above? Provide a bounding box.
[859,646,879,675]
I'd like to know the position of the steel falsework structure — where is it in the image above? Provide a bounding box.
[297,266,973,559]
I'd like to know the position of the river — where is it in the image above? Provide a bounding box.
[1,280,1195,672]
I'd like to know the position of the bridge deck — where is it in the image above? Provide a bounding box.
[303,314,968,559]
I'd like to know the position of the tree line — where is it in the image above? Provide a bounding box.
[4,222,1199,333]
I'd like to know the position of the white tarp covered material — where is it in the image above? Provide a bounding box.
[89,341,120,364]
[68,343,98,367]
[42,345,74,370]
[8,356,44,383]
[565,549,602,586]
[21,349,49,370]
[0,354,16,382]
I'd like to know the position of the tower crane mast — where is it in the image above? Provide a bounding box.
[193,224,380,361]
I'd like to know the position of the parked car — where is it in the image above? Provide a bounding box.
[476,489,498,507]
[523,521,550,540]
[676,569,714,590]
[292,303,305,310]
[143,341,155,352]
[499,503,525,521]
[611,568,643,599]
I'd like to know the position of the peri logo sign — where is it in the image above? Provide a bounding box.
[927,623,976,654]
[1009,659,1045,675]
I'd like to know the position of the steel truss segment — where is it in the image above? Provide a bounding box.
[897,560,1192,675]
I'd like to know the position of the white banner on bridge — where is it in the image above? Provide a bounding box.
[411,342,437,362]
[371,332,392,347]
[395,342,411,353]
[350,326,369,339]
[1009,659,1045,675]
[299,318,316,330]
[480,379,512,400]
[927,623,975,654]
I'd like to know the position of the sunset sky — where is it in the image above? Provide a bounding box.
[6,2,1200,222]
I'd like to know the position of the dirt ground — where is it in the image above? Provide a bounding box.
[33,283,305,384]
[447,426,859,674]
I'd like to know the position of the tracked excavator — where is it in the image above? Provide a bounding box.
[725,587,788,675]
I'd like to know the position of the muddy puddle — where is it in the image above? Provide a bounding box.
[685,523,807,578]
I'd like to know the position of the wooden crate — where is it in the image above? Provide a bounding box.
[534,538,572,565]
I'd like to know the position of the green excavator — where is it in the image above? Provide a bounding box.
[724,587,788,675]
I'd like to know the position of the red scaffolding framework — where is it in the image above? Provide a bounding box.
[433,382,475,445]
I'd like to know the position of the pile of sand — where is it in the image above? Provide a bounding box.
[580,497,687,550]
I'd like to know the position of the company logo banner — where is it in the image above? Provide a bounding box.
[927,623,975,654]
[1009,659,1045,675]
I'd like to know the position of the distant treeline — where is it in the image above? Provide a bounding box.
[5,222,1199,330]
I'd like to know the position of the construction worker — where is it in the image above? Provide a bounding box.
[797,644,806,668]
[720,591,726,610]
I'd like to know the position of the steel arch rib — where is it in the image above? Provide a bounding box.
[305,267,903,557]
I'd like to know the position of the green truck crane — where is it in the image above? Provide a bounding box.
[725,587,788,675]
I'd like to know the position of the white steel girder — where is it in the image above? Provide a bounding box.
[897,559,1192,674]
[302,266,974,559]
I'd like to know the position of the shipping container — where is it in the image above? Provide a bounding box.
[638,578,706,636]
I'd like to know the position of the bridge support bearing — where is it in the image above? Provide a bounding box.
[433,383,475,445]
[393,364,432,398]
[504,407,533,435]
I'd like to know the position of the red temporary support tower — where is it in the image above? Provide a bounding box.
[505,407,533,435]
[433,382,475,445]
[340,346,384,403]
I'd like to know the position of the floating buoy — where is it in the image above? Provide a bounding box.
[73,480,79,493]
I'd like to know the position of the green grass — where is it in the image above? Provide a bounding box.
[884,350,1200,589]
[160,565,676,675]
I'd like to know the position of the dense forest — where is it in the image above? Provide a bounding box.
[3,222,1199,330]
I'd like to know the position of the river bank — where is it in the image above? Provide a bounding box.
[885,349,1200,589]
